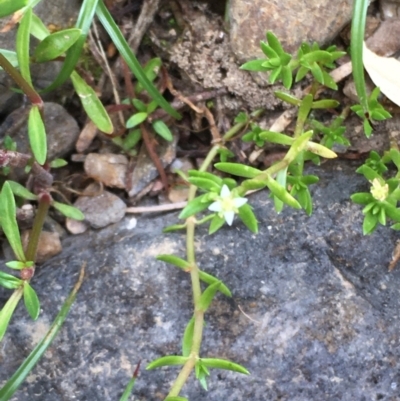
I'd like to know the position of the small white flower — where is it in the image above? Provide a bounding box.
[370,178,389,201]
[208,185,248,225]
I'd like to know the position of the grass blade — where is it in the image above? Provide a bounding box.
[351,0,369,113]
[95,0,181,120]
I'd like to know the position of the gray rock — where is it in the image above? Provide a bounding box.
[229,0,354,63]
[0,102,80,161]
[84,153,128,189]
[1,159,400,400]
[72,184,127,229]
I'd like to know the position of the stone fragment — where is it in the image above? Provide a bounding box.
[229,0,353,63]
[75,120,98,153]
[21,231,62,264]
[84,153,128,189]
[70,183,126,229]
[65,219,89,235]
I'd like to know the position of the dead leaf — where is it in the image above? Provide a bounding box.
[0,11,24,33]
[363,42,400,107]
[76,119,98,153]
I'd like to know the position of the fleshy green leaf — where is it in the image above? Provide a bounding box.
[162,223,187,233]
[30,12,50,40]
[363,213,378,235]
[208,214,225,234]
[305,141,337,158]
[33,28,81,62]
[273,167,287,213]
[238,203,258,233]
[195,360,209,391]
[297,95,313,129]
[152,120,173,141]
[214,163,262,178]
[7,180,37,200]
[0,290,23,341]
[383,202,400,221]
[0,271,23,290]
[301,50,332,65]
[70,70,113,134]
[241,178,267,191]
[49,158,68,168]
[165,397,188,401]
[5,260,33,270]
[198,271,231,297]
[311,99,340,109]
[16,6,32,86]
[189,170,223,186]
[240,59,269,72]
[259,131,294,145]
[146,356,188,370]
[126,112,148,129]
[28,105,47,165]
[200,358,250,374]
[188,177,221,193]
[0,182,26,261]
[23,282,40,320]
[52,201,85,220]
[265,175,301,209]
[198,281,221,312]
[131,98,147,112]
[157,255,191,270]
[356,164,381,181]
[179,194,211,219]
[281,65,293,89]
[283,131,313,163]
[182,317,194,357]
[274,91,300,106]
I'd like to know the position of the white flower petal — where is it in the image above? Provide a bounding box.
[208,201,222,212]
[220,184,231,198]
[224,211,235,225]
[233,197,248,208]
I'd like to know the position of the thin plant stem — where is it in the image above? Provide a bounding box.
[166,143,222,397]
[25,195,51,263]
[0,53,43,108]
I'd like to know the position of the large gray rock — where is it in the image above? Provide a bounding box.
[1,159,400,400]
[229,0,354,63]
